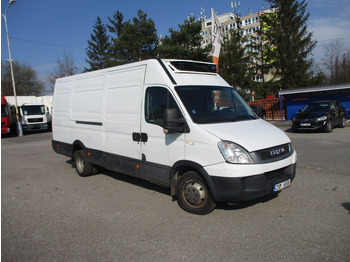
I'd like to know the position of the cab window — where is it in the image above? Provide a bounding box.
[145,87,181,127]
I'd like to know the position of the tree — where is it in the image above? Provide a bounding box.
[47,51,80,93]
[219,16,255,97]
[322,40,350,84]
[1,60,44,96]
[85,16,113,71]
[157,16,211,61]
[108,10,158,63]
[307,58,326,86]
[260,0,316,90]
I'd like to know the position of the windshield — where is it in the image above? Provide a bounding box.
[21,105,45,116]
[176,86,257,124]
[302,103,330,113]
[1,105,9,117]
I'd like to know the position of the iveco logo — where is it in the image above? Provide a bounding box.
[270,147,285,156]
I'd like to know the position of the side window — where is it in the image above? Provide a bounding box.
[145,87,181,127]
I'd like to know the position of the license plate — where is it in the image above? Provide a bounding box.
[300,123,311,127]
[273,179,291,192]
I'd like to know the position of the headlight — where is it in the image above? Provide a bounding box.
[317,116,327,121]
[218,141,254,164]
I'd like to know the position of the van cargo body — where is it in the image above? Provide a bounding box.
[52,59,296,214]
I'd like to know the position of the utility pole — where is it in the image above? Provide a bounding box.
[2,0,23,136]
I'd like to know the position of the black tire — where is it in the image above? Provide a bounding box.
[339,116,346,128]
[176,171,216,215]
[73,150,93,177]
[324,119,333,133]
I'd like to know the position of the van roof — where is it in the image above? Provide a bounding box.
[55,58,228,87]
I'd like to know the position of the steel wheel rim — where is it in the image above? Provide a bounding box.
[76,155,85,174]
[182,180,207,206]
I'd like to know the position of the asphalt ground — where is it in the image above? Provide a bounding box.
[1,122,350,261]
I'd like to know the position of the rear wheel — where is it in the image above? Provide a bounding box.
[74,150,93,177]
[176,171,216,215]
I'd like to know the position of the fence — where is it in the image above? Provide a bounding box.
[248,98,287,120]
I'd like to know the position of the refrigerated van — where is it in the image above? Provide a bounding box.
[52,58,297,214]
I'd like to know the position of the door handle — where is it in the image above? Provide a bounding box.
[132,132,148,142]
[140,133,148,142]
[132,132,140,142]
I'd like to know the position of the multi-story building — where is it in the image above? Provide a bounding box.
[201,9,275,83]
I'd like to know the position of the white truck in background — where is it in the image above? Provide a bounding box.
[5,96,52,132]
[19,103,52,132]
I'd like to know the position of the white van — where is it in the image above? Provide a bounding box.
[52,59,296,214]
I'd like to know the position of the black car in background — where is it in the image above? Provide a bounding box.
[292,100,346,133]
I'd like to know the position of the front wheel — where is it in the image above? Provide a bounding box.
[324,119,333,133]
[74,150,93,177]
[176,171,216,215]
[339,116,346,128]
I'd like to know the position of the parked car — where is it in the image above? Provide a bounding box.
[292,100,346,133]
[250,105,266,119]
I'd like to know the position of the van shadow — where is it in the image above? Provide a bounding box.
[66,159,170,196]
[102,169,171,196]
[66,160,280,210]
[215,193,280,211]
[341,202,350,214]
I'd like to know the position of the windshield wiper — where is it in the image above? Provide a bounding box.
[230,114,256,122]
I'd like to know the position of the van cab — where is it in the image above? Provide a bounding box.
[52,59,296,214]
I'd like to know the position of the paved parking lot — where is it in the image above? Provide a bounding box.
[2,122,350,261]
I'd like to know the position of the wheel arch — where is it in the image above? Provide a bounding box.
[170,160,218,201]
[71,140,86,155]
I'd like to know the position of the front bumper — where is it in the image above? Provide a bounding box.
[23,123,48,131]
[1,127,11,134]
[203,152,297,202]
[292,119,327,130]
[208,164,296,202]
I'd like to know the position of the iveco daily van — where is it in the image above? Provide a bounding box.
[52,59,297,214]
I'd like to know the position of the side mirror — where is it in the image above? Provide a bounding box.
[163,108,186,134]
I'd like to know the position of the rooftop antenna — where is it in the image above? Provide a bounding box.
[200,7,206,26]
[231,1,241,17]
[248,8,252,15]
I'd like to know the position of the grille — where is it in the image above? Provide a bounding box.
[254,143,291,162]
[28,118,43,123]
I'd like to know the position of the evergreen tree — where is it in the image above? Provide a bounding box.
[85,16,112,71]
[157,16,211,61]
[260,0,316,90]
[219,16,255,96]
[108,10,158,63]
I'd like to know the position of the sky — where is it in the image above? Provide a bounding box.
[1,0,350,89]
